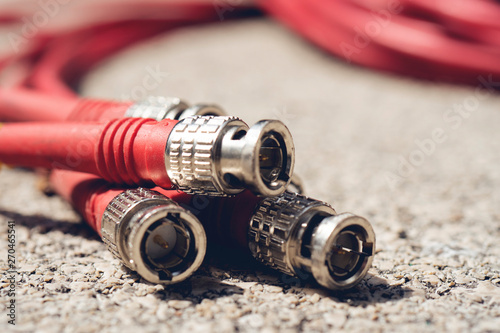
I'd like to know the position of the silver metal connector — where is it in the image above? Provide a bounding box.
[101,188,206,284]
[125,96,189,121]
[165,116,295,197]
[124,96,226,121]
[178,104,226,119]
[248,192,375,290]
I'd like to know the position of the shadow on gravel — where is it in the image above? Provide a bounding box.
[319,273,413,305]
[0,209,97,240]
[201,246,412,305]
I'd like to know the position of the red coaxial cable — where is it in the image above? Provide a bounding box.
[0,118,176,188]
[260,0,500,84]
[1,0,499,124]
[0,88,132,122]
[49,171,123,235]
[0,114,296,197]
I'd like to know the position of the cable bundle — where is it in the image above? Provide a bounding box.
[0,90,376,289]
[0,0,498,94]
[262,0,500,84]
[1,0,496,288]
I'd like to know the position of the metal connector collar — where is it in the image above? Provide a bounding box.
[248,192,375,290]
[124,96,189,121]
[101,188,206,284]
[165,116,294,197]
[125,96,226,121]
[178,104,226,119]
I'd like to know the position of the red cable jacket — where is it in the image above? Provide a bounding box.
[68,99,134,122]
[0,88,134,122]
[260,0,500,84]
[1,2,254,94]
[49,171,122,235]
[0,88,80,122]
[2,0,499,117]
[49,170,260,249]
[0,118,177,188]
[0,88,79,122]
[25,21,177,95]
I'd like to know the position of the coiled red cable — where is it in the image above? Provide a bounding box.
[0,0,499,120]
[261,0,500,84]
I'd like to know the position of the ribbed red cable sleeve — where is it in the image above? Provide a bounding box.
[0,118,177,188]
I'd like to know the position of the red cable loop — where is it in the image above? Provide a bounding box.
[0,0,499,121]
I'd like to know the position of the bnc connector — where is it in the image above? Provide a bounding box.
[124,96,226,121]
[0,115,294,196]
[248,192,375,290]
[166,116,295,197]
[101,188,206,284]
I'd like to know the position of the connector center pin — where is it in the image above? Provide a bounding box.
[331,245,370,257]
[259,136,284,184]
[328,231,364,278]
[153,235,170,249]
[145,220,178,259]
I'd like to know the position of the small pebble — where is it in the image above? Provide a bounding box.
[168,300,192,310]
[309,293,321,304]
[266,285,283,293]
[423,275,441,286]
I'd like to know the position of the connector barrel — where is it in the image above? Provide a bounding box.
[165,116,294,197]
[50,170,207,284]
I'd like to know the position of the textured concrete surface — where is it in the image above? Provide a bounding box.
[1,18,500,332]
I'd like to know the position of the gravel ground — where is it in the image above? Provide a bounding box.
[1,18,500,333]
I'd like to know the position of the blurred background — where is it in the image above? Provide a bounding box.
[0,0,499,332]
